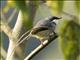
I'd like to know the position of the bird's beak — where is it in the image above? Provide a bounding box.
[50,16,62,21]
[55,17,62,20]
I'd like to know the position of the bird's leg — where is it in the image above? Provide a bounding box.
[50,31,56,36]
[39,38,45,46]
[40,40,44,46]
[48,31,56,40]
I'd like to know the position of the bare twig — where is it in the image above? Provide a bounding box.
[1,11,12,35]
[1,21,12,38]
[6,10,24,60]
[24,34,58,60]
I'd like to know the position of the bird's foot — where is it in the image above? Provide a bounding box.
[40,39,45,46]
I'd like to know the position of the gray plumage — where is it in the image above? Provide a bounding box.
[8,16,61,58]
[18,16,61,44]
[18,16,61,45]
[31,16,61,35]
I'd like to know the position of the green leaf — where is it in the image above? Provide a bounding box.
[11,0,40,29]
[75,0,80,13]
[57,0,64,14]
[58,20,80,60]
[13,0,26,10]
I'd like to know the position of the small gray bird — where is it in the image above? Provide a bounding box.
[18,16,61,45]
[9,16,61,58]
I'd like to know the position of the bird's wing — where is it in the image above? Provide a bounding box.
[31,27,49,34]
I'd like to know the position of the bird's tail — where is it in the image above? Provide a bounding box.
[8,30,31,59]
[16,33,31,47]
[16,30,31,44]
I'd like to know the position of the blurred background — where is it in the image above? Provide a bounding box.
[1,0,80,60]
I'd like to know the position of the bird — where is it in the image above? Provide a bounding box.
[8,16,61,58]
[17,16,61,45]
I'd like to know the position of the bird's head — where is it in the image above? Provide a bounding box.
[49,16,62,25]
[50,16,62,21]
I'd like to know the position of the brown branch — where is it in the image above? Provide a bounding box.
[24,34,58,60]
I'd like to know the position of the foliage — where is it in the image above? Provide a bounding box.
[1,0,80,60]
[57,20,80,60]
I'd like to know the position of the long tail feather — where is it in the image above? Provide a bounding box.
[8,32,31,59]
